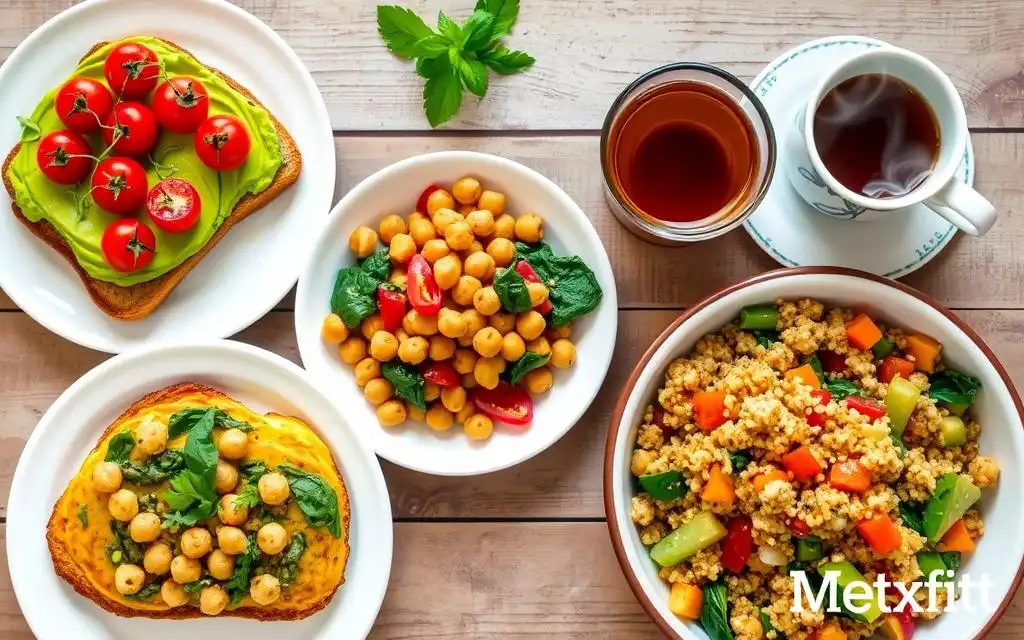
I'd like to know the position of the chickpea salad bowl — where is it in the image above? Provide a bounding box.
[296,151,617,476]
[605,269,1024,640]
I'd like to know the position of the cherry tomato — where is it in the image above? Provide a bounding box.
[35,130,92,185]
[377,285,406,333]
[194,115,251,171]
[806,389,832,427]
[789,518,812,538]
[152,76,209,133]
[421,361,461,388]
[416,184,441,215]
[103,102,159,157]
[844,395,887,421]
[101,218,156,273]
[879,355,915,384]
[818,350,847,374]
[91,157,148,214]
[146,178,202,233]
[54,77,114,134]
[473,383,534,427]
[720,517,754,573]
[104,41,160,99]
[514,259,554,314]
[406,255,443,315]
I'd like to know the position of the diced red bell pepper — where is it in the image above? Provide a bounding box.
[406,254,443,315]
[416,184,441,214]
[473,383,534,427]
[879,355,915,384]
[720,516,754,573]
[857,514,902,555]
[806,389,832,427]
[514,260,553,314]
[377,285,406,333]
[829,459,872,493]
[421,361,461,388]
[845,395,887,421]
[782,445,823,482]
[819,350,847,373]
[789,518,812,538]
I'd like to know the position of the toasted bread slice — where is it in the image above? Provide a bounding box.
[2,38,302,321]
[47,383,350,620]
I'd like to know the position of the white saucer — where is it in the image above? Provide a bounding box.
[744,36,969,278]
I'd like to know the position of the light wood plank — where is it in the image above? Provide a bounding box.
[1,1,1023,130]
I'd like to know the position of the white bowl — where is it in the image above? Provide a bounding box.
[604,267,1024,640]
[7,341,392,639]
[295,151,618,476]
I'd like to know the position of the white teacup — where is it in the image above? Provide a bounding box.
[785,46,997,235]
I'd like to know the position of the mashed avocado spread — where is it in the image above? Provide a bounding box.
[7,36,282,287]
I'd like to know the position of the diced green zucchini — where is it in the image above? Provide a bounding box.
[916,551,949,581]
[818,560,883,623]
[944,402,969,417]
[872,338,896,359]
[638,470,686,501]
[649,511,727,567]
[740,305,779,331]
[795,537,825,562]
[886,377,921,437]
[939,416,967,448]
[922,473,981,543]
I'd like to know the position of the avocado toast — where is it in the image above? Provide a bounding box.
[3,37,301,321]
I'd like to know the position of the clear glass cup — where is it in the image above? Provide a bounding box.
[600,63,777,245]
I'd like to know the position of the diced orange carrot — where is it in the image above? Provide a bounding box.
[701,464,735,506]
[846,313,883,350]
[811,624,849,640]
[905,333,942,373]
[784,363,822,389]
[752,468,789,492]
[829,459,872,493]
[781,446,823,482]
[668,582,703,619]
[693,390,728,432]
[940,519,976,553]
[857,514,902,555]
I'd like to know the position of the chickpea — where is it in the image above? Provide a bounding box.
[258,472,291,506]
[459,204,476,215]
[213,459,239,494]
[378,214,408,244]
[398,336,429,365]
[92,461,123,493]
[472,327,503,358]
[452,275,482,306]
[369,330,399,362]
[218,428,248,460]
[389,233,417,264]
[465,209,495,237]
[161,579,188,607]
[409,217,437,247]
[348,225,378,258]
[258,522,289,555]
[441,386,467,413]
[429,335,456,361]
[445,220,474,251]
[462,372,478,389]
[378,400,408,427]
[489,312,517,334]
[409,211,427,224]
[516,311,546,341]
[527,336,552,357]
[425,404,454,431]
[170,555,202,583]
[478,190,506,215]
[527,282,549,308]
[550,339,576,368]
[321,313,351,345]
[452,176,482,204]
[135,416,168,456]
[114,563,145,595]
[426,188,456,215]
[403,309,439,336]
[547,323,572,341]
[200,585,229,616]
[207,549,235,581]
[180,527,213,559]
[250,573,282,606]
[354,357,381,386]
[456,403,477,424]
[502,332,526,361]
[437,307,468,339]
[424,382,441,402]
[395,328,411,343]
[463,252,495,282]
[486,237,516,267]
[421,238,450,264]
[108,489,139,522]
[474,356,505,390]
[339,336,367,364]
[453,348,478,374]
[463,310,487,337]
[464,414,494,441]
[493,213,516,239]
[219,493,249,526]
[515,213,544,243]
[407,404,426,422]
[144,542,173,575]
[361,314,385,340]
[217,526,248,555]
[363,378,394,405]
[129,512,162,543]
[431,255,460,290]
[525,367,554,394]
[432,208,463,234]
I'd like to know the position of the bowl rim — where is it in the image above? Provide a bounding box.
[602,265,1024,640]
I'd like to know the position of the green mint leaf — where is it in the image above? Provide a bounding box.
[461,9,496,51]
[481,46,535,75]
[377,5,436,58]
[16,115,41,142]
[415,33,452,58]
[417,55,448,78]
[474,0,520,36]
[422,57,463,128]
[437,10,462,43]
[458,57,490,97]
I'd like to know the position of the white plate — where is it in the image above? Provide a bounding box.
[0,0,335,353]
[6,341,392,639]
[744,36,969,278]
[295,151,618,476]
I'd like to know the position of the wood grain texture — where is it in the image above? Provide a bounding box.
[1,1,1023,130]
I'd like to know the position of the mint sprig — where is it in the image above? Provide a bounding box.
[377,2,535,127]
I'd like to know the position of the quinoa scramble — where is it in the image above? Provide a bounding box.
[629,299,1000,640]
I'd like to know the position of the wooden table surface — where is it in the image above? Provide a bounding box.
[1,0,1023,637]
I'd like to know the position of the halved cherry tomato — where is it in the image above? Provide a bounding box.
[406,255,443,315]
[416,184,441,214]
[91,157,148,214]
[152,76,210,133]
[104,41,160,99]
[515,259,554,314]
[36,130,92,185]
[377,285,406,333]
[146,178,201,233]
[195,115,251,171]
[421,361,461,388]
[101,218,156,273]
[54,77,113,134]
[103,102,159,157]
[789,518,812,538]
[806,389,832,427]
[720,516,754,573]
[473,383,534,427]
[845,395,887,421]
[879,355,915,384]
[818,350,847,374]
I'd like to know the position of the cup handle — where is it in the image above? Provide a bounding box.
[924,180,997,236]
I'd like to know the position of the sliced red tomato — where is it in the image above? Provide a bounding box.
[789,518,812,538]
[845,395,887,421]
[514,259,553,314]
[806,389,832,427]
[879,355,915,384]
[720,517,754,573]
[406,254,442,315]
[421,361,461,388]
[416,184,441,214]
[146,178,201,233]
[818,350,847,374]
[473,383,534,427]
[377,285,406,333]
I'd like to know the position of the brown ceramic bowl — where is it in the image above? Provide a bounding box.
[603,267,1024,640]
